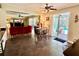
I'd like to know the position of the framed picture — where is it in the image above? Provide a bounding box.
[46,17,49,21]
[75,14,79,22]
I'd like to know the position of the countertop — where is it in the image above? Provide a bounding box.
[63,39,79,56]
[0,31,5,42]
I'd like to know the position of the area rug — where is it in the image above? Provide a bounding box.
[54,37,66,43]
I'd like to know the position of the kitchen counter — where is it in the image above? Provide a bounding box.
[0,28,6,41]
[63,39,79,56]
[0,30,5,55]
[0,28,7,55]
[0,31,5,42]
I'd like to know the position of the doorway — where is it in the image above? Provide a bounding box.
[29,16,39,36]
[52,12,70,42]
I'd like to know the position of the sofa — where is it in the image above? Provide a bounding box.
[10,26,32,36]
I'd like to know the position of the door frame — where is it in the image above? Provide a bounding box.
[51,12,70,41]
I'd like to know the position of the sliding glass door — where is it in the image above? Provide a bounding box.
[52,12,70,41]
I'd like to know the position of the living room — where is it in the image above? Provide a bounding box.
[0,3,79,56]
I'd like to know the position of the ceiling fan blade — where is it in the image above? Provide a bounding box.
[50,8,57,10]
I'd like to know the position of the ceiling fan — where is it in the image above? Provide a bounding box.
[44,3,57,13]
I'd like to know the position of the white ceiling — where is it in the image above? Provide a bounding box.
[2,3,79,14]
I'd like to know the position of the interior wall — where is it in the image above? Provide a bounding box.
[0,8,7,28]
[50,5,79,42]
[24,17,29,26]
[40,13,51,28]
